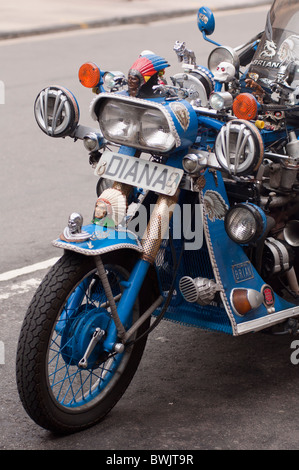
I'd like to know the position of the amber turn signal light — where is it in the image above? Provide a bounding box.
[232,93,258,121]
[78,62,101,88]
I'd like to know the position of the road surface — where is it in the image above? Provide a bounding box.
[2,6,299,452]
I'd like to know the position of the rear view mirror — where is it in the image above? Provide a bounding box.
[197,6,215,36]
[197,6,221,46]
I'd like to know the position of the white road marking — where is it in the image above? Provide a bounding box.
[0,257,59,282]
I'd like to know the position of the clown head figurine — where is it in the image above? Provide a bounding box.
[128,52,170,97]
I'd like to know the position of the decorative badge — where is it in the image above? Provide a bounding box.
[169,102,190,131]
[260,40,277,59]
[203,190,228,222]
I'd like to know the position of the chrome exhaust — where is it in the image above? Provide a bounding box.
[284,220,299,248]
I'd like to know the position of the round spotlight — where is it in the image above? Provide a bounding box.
[224,203,266,245]
[182,153,206,174]
[34,86,80,137]
[83,133,100,152]
[208,46,240,76]
[214,120,264,176]
[210,92,233,111]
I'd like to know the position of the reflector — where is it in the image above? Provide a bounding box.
[78,62,101,88]
[232,93,258,120]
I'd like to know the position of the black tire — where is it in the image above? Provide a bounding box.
[16,251,149,434]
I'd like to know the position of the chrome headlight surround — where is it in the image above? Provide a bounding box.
[183,152,207,174]
[34,86,80,137]
[209,91,233,111]
[224,203,267,245]
[215,120,264,176]
[208,46,240,77]
[90,93,183,153]
[83,132,101,152]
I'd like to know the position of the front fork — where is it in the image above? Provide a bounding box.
[97,183,180,354]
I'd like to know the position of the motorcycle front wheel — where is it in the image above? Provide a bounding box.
[16,251,150,434]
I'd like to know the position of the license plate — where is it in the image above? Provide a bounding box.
[95,151,184,196]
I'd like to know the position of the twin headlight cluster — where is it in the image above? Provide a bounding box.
[90,93,198,154]
[93,98,177,153]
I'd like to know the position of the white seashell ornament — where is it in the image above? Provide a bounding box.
[95,188,127,226]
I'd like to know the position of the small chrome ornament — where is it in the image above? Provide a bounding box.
[60,212,91,242]
[173,40,196,65]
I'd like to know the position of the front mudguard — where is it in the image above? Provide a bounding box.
[52,223,143,256]
[53,222,161,331]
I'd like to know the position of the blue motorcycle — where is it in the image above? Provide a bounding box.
[16,0,299,433]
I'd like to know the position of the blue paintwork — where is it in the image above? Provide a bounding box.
[54,73,298,338]
[162,99,199,151]
[197,113,224,131]
[52,223,143,256]
[102,259,151,351]
[197,6,221,46]
[201,169,294,328]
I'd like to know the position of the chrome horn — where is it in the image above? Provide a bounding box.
[179,276,221,305]
[284,220,299,247]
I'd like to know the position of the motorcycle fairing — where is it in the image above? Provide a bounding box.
[52,223,143,256]
[249,0,299,93]
[200,169,298,336]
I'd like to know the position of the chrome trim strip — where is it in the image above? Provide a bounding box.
[52,240,143,256]
[236,305,299,334]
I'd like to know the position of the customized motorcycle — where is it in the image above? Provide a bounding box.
[16,0,299,434]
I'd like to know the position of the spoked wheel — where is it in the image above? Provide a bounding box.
[16,251,149,434]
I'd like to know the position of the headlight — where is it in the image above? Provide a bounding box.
[215,120,264,176]
[182,153,207,174]
[90,93,198,153]
[208,46,240,76]
[140,109,175,149]
[93,95,176,152]
[224,203,266,245]
[100,101,138,142]
[34,86,79,137]
[83,132,101,152]
[103,71,126,91]
[209,92,233,110]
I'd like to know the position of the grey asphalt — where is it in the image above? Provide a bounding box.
[0,0,272,39]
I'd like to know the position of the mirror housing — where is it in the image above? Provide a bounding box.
[197,6,221,46]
